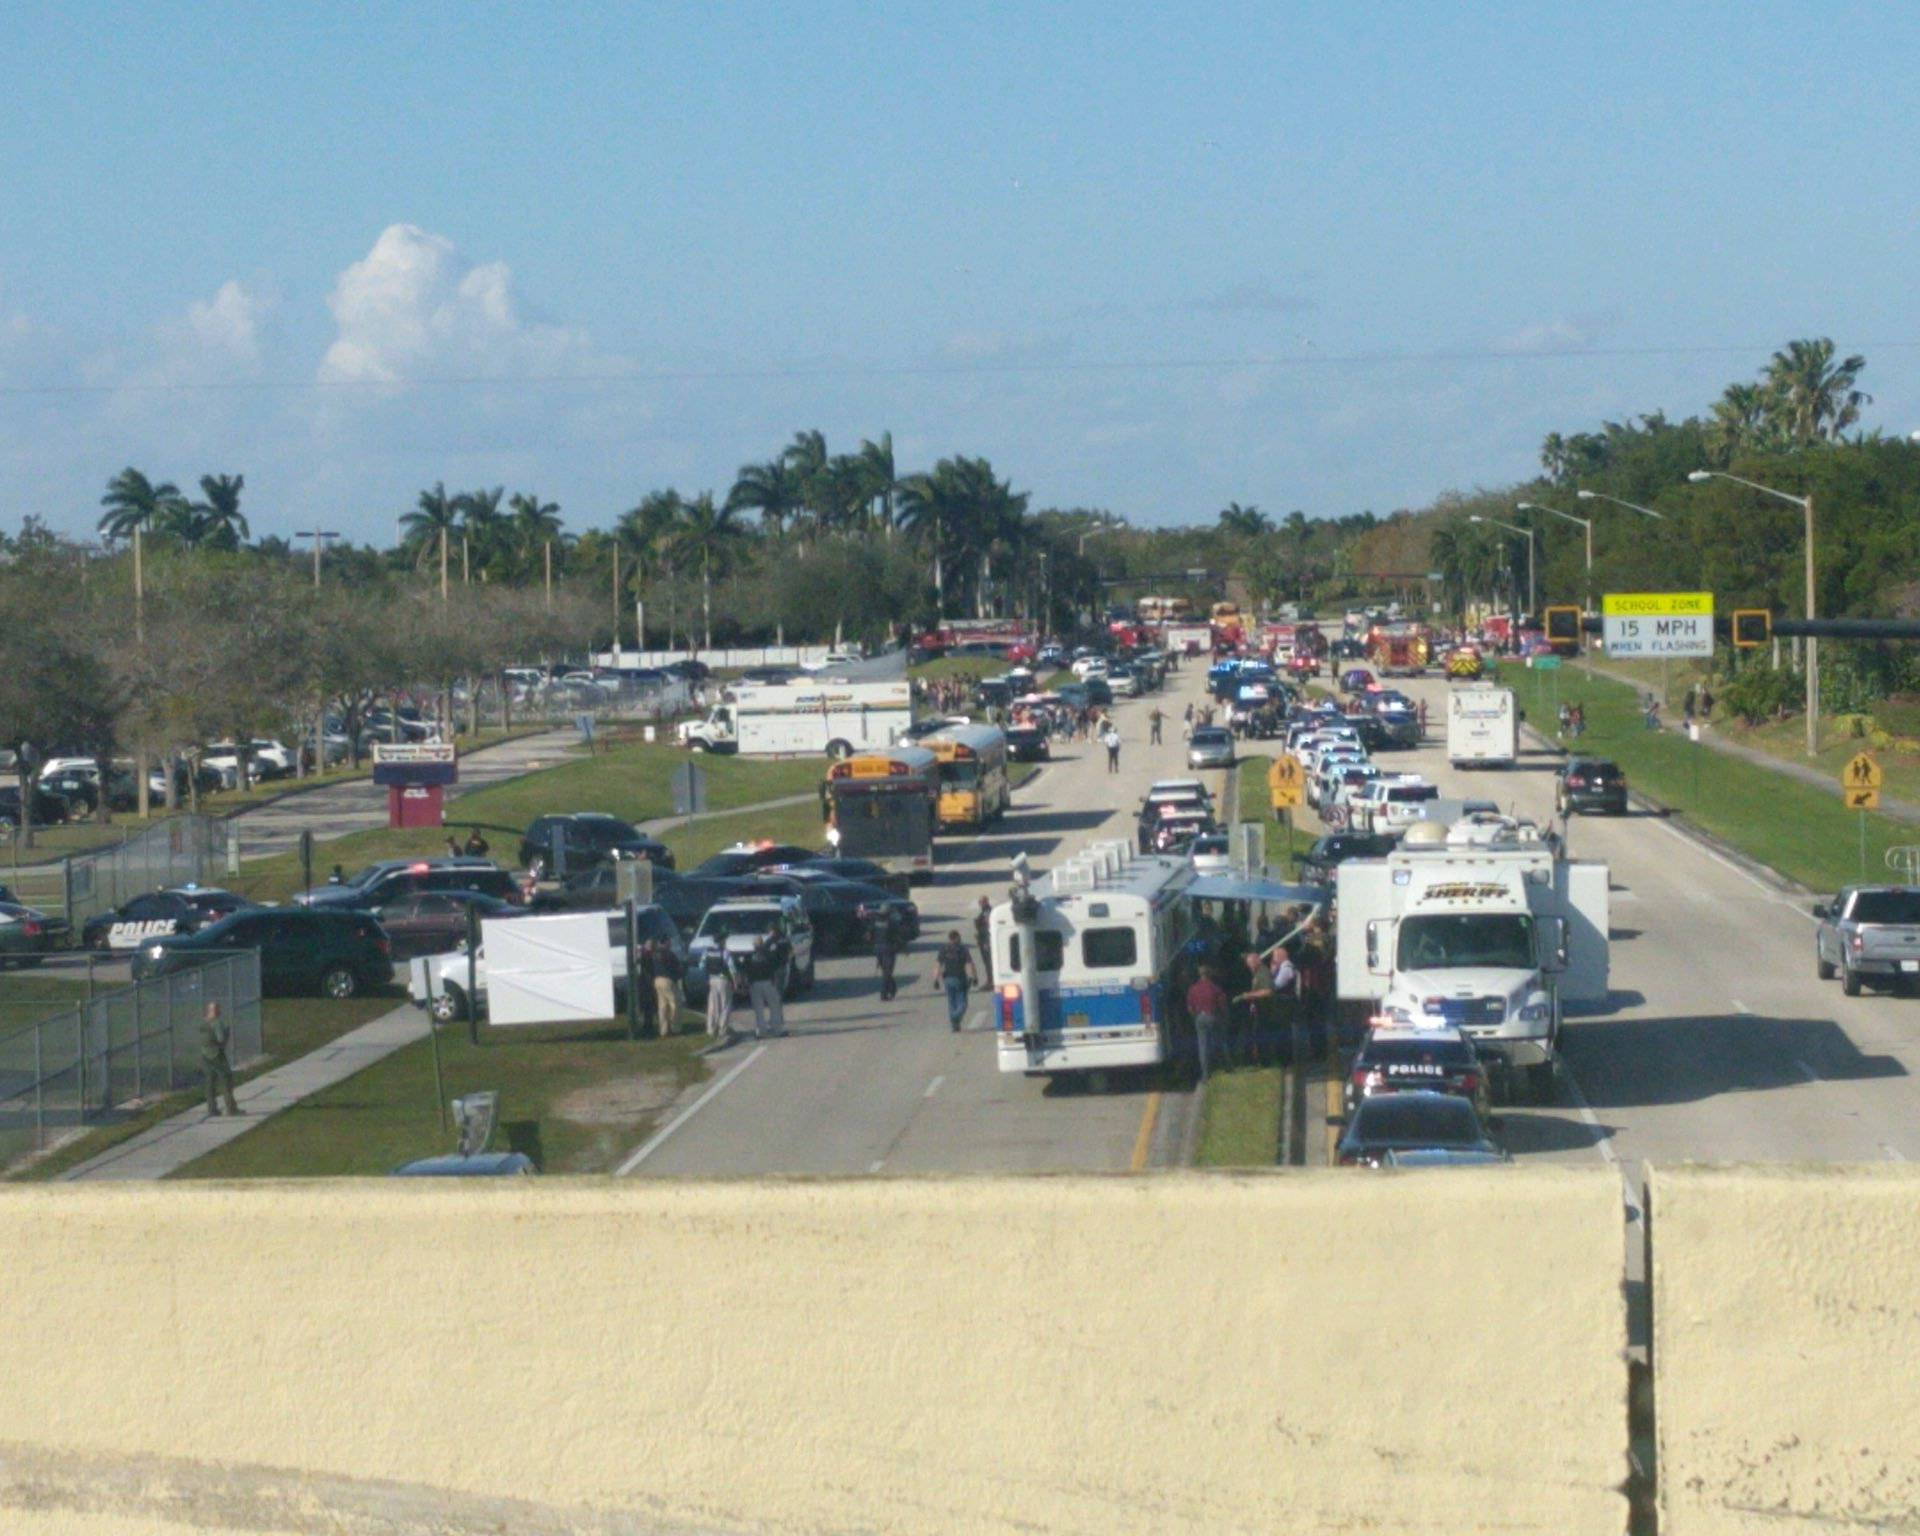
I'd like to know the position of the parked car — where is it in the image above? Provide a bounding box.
[1554,758,1628,816]
[82,885,249,952]
[1186,726,1236,771]
[416,905,683,1023]
[0,901,66,966]
[518,813,674,877]
[296,858,520,912]
[773,856,911,899]
[1298,831,1397,886]
[1814,885,1920,996]
[132,907,395,998]
[653,874,762,937]
[0,783,74,829]
[371,890,530,961]
[683,896,815,1001]
[1187,832,1232,875]
[1336,1090,1508,1167]
[1344,1026,1492,1121]
[692,843,821,878]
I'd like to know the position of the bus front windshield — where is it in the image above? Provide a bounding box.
[1396,913,1534,971]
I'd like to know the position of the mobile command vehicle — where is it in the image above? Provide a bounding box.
[821,746,939,881]
[677,680,910,758]
[1334,820,1609,1101]
[990,842,1198,1076]
[1446,684,1519,768]
[922,723,1012,831]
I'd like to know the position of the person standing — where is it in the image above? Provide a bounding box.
[200,1000,240,1119]
[974,895,994,985]
[1233,949,1278,1067]
[872,908,900,1000]
[703,949,737,1040]
[934,929,979,1031]
[463,826,490,857]
[1103,722,1122,773]
[634,939,659,1036]
[1148,706,1164,745]
[746,932,788,1038]
[1185,964,1230,1080]
[651,939,683,1037]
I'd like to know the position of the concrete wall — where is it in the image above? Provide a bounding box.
[0,1172,1626,1535]
[1652,1164,1920,1535]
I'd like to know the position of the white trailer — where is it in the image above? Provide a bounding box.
[1446,684,1518,768]
[1163,621,1214,657]
[676,680,910,758]
[1334,825,1609,1101]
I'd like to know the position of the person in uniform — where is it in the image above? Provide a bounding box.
[974,895,994,986]
[872,908,901,1001]
[201,1000,240,1119]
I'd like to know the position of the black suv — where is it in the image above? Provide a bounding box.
[131,907,394,998]
[1555,758,1628,816]
[298,857,520,912]
[1298,832,1395,887]
[1005,725,1051,763]
[518,813,674,876]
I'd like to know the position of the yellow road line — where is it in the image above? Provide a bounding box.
[1325,1074,1343,1167]
[1131,1090,1163,1171]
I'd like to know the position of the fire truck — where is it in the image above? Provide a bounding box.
[1367,622,1432,677]
[911,619,1035,662]
[1209,601,1246,654]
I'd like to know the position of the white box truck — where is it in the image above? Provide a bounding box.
[1334,822,1609,1101]
[1446,684,1518,768]
[676,680,910,758]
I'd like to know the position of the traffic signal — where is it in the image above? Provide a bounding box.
[1543,605,1583,648]
[1732,609,1771,649]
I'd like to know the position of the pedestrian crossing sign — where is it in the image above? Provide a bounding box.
[1842,752,1883,791]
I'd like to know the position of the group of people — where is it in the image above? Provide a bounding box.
[698,928,795,1042]
[1180,902,1334,1076]
[443,826,491,858]
[1556,702,1589,738]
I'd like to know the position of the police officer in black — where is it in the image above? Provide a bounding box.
[872,908,901,1001]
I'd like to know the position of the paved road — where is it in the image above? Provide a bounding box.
[1374,676,1917,1185]
[624,667,1218,1178]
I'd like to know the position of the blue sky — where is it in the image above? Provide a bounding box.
[4,0,1919,542]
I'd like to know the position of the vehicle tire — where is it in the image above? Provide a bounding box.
[826,739,854,761]
[319,963,359,1000]
[1842,965,1862,997]
[1526,1063,1556,1103]
[430,984,466,1023]
[1817,954,1836,980]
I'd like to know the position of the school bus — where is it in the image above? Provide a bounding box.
[822,747,940,879]
[922,723,1012,832]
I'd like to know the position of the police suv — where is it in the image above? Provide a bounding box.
[82,885,248,953]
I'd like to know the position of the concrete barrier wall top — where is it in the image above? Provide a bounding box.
[1652,1163,1920,1535]
[0,1172,1625,1535]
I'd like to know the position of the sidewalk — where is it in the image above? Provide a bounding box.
[1561,656,1920,825]
[58,1002,430,1181]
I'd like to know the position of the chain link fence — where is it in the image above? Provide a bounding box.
[0,950,262,1168]
[61,813,230,929]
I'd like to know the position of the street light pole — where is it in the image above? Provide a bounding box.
[1689,470,1817,757]
[296,528,339,587]
[1516,501,1592,610]
[1469,514,1535,627]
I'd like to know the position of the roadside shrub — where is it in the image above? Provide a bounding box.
[1720,661,1802,725]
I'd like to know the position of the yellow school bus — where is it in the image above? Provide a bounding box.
[922,723,1012,832]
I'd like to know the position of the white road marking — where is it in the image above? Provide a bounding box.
[1792,1058,1820,1084]
[615,1044,768,1174]
[1884,1144,1908,1163]
[923,1074,945,1099]
[868,1159,886,1173]
[967,1008,986,1033]
[1558,1062,1620,1169]
[1731,999,1752,1015]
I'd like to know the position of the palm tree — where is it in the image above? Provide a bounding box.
[896,463,965,613]
[784,428,830,537]
[858,431,897,535]
[1706,382,1778,466]
[1764,338,1870,445]
[400,482,461,595]
[457,486,507,579]
[618,490,684,646]
[670,493,747,649]
[1217,501,1270,537]
[98,468,186,634]
[508,491,562,580]
[727,457,805,538]
[186,473,249,550]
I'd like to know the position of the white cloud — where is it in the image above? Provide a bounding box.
[319,223,590,385]
[144,279,270,384]
[1492,318,1592,356]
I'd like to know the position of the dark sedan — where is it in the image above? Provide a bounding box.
[518,813,674,876]
[774,857,911,899]
[1298,833,1396,887]
[1336,1090,1507,1168]
[1005,725,1051,763]
[370,891,529,960]
[1555,758,1628,815]
[0,901,67,967]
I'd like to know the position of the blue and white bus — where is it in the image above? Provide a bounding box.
[990,842,1199,1075]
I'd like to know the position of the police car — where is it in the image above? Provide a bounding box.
[81,885,248,953]
[1343,1023,1491,1122]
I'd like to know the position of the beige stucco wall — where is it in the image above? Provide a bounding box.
[0,1172,1626,1534]
[1652,1163,1920,1535]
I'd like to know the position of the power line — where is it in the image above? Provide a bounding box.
[5,339,1920,400]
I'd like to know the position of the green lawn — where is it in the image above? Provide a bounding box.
[0,975,91,1033]
[232,738,829,901]
[1195,1065,1284,1166]
[1506,659,1915,892]
[175,1020,711,1177]
[656,798,831,871]
[9,992,398,1181]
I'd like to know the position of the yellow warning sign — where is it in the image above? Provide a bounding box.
[1842,753,1884,792]
[1267,757,1304,811]
[1846,787,1881,811]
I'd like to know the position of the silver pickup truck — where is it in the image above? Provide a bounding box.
[1814,885,1920,995]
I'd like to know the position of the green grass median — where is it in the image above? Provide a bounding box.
[1504,660,1914,893]
[1195,1066,1283,1166]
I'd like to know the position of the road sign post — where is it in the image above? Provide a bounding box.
[1842,753,1883,878]
[1601,592,1714,661]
